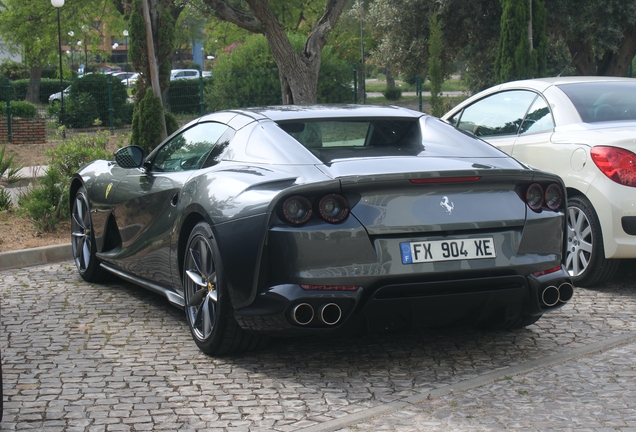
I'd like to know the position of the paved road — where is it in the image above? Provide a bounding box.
[1,260,636,431]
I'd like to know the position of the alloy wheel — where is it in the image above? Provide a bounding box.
[184,235,218,341]
[565,205,593,277]
[71,192,92,272]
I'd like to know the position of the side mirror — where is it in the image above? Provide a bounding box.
[114,145,145,168]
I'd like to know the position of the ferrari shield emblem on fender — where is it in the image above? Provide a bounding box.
[440,196,454,215]
[105,183,113,199]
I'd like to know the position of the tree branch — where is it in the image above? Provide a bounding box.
[200,0,263,34]
[304,0,348,59]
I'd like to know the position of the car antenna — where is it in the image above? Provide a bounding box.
[557,52,577,77]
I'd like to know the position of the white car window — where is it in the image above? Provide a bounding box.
[519,96,554,134]
[457,90,537,137]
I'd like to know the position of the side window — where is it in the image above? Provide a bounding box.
[519,96,554,134]
[457,90,537,137]
[447,112,461,127]
[151,122,230,172]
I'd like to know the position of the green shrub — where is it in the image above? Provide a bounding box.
[165,111,179,136]
[205,35,280,111]
[317,53,355,104]
[41,65,61,80]
[18,167,64,232]
[64,93,100,128]
[50,74,129,128]
[120,102,135,126]
[0,60,28,80]
[10,79,28,101]
[0,101,37,118]
[168,78,212,115]
[17,132,112,231]
[383,86,402,101]
[132,88,165,154]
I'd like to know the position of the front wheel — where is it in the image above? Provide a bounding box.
[565,195,619,287]
[183,222,265,355]
[71,187,107,282]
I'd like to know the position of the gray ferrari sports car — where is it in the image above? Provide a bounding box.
[71,105,573,355]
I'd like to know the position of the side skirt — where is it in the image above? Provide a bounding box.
[100,262,185,309]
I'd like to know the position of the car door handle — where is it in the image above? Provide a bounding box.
[171,193,179,206]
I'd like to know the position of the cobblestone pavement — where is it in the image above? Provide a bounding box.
[1,259,636,431]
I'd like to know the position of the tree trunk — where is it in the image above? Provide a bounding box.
[598,26,636,76]
[357,66,365,103]
[26,66,43,104]
[263,29,319,104]
[203,0,348,105]
[386,66,396,88]
[567,40,599,75]
[142,0,167,141]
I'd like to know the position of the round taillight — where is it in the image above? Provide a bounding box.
[282,196,312,225]
[544,183,563,210]
[318,194,349,223]
[526,183,544,211]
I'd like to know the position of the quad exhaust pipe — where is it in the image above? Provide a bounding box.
[541,282,574,307]
[291,303,314,326]
[291,302,342,326]
[319,303,342,326]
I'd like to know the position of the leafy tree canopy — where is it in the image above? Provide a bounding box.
[365,0,636,93]
[547,0,636,75]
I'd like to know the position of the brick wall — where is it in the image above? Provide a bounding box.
[0,118,47,145]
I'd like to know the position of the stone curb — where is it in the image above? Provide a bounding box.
[0,243,72,271]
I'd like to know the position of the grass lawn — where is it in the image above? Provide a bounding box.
[366,75,468,93]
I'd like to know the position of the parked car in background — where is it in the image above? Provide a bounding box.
[48,86,70,105]
[70,105,572,356]
[442,76,636,287]
[170,69,202,80]
[112,71,138,87]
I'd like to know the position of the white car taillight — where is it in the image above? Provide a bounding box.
[591,146,636,187]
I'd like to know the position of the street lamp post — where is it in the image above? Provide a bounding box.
[112,43,119,64]
[68,30,74,74]
[123,30,129,66]
[51,0,65,132]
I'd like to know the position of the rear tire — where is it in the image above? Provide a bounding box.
[565,196,619,287]
[183,222,266,355]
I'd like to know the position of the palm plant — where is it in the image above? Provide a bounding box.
[0,145,24,210]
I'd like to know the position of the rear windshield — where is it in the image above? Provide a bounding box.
[276,118,424,162]
[274,116,506,164]
[557,81,636,123]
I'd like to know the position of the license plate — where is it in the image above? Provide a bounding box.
[400,237,496,264]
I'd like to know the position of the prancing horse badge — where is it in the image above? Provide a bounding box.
[440,196,454,215]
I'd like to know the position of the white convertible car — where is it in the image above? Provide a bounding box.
[443,76,636,287]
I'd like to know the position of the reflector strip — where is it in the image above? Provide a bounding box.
[300,284,358,291]
[532,266,562,277]
[410,176,481,184]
